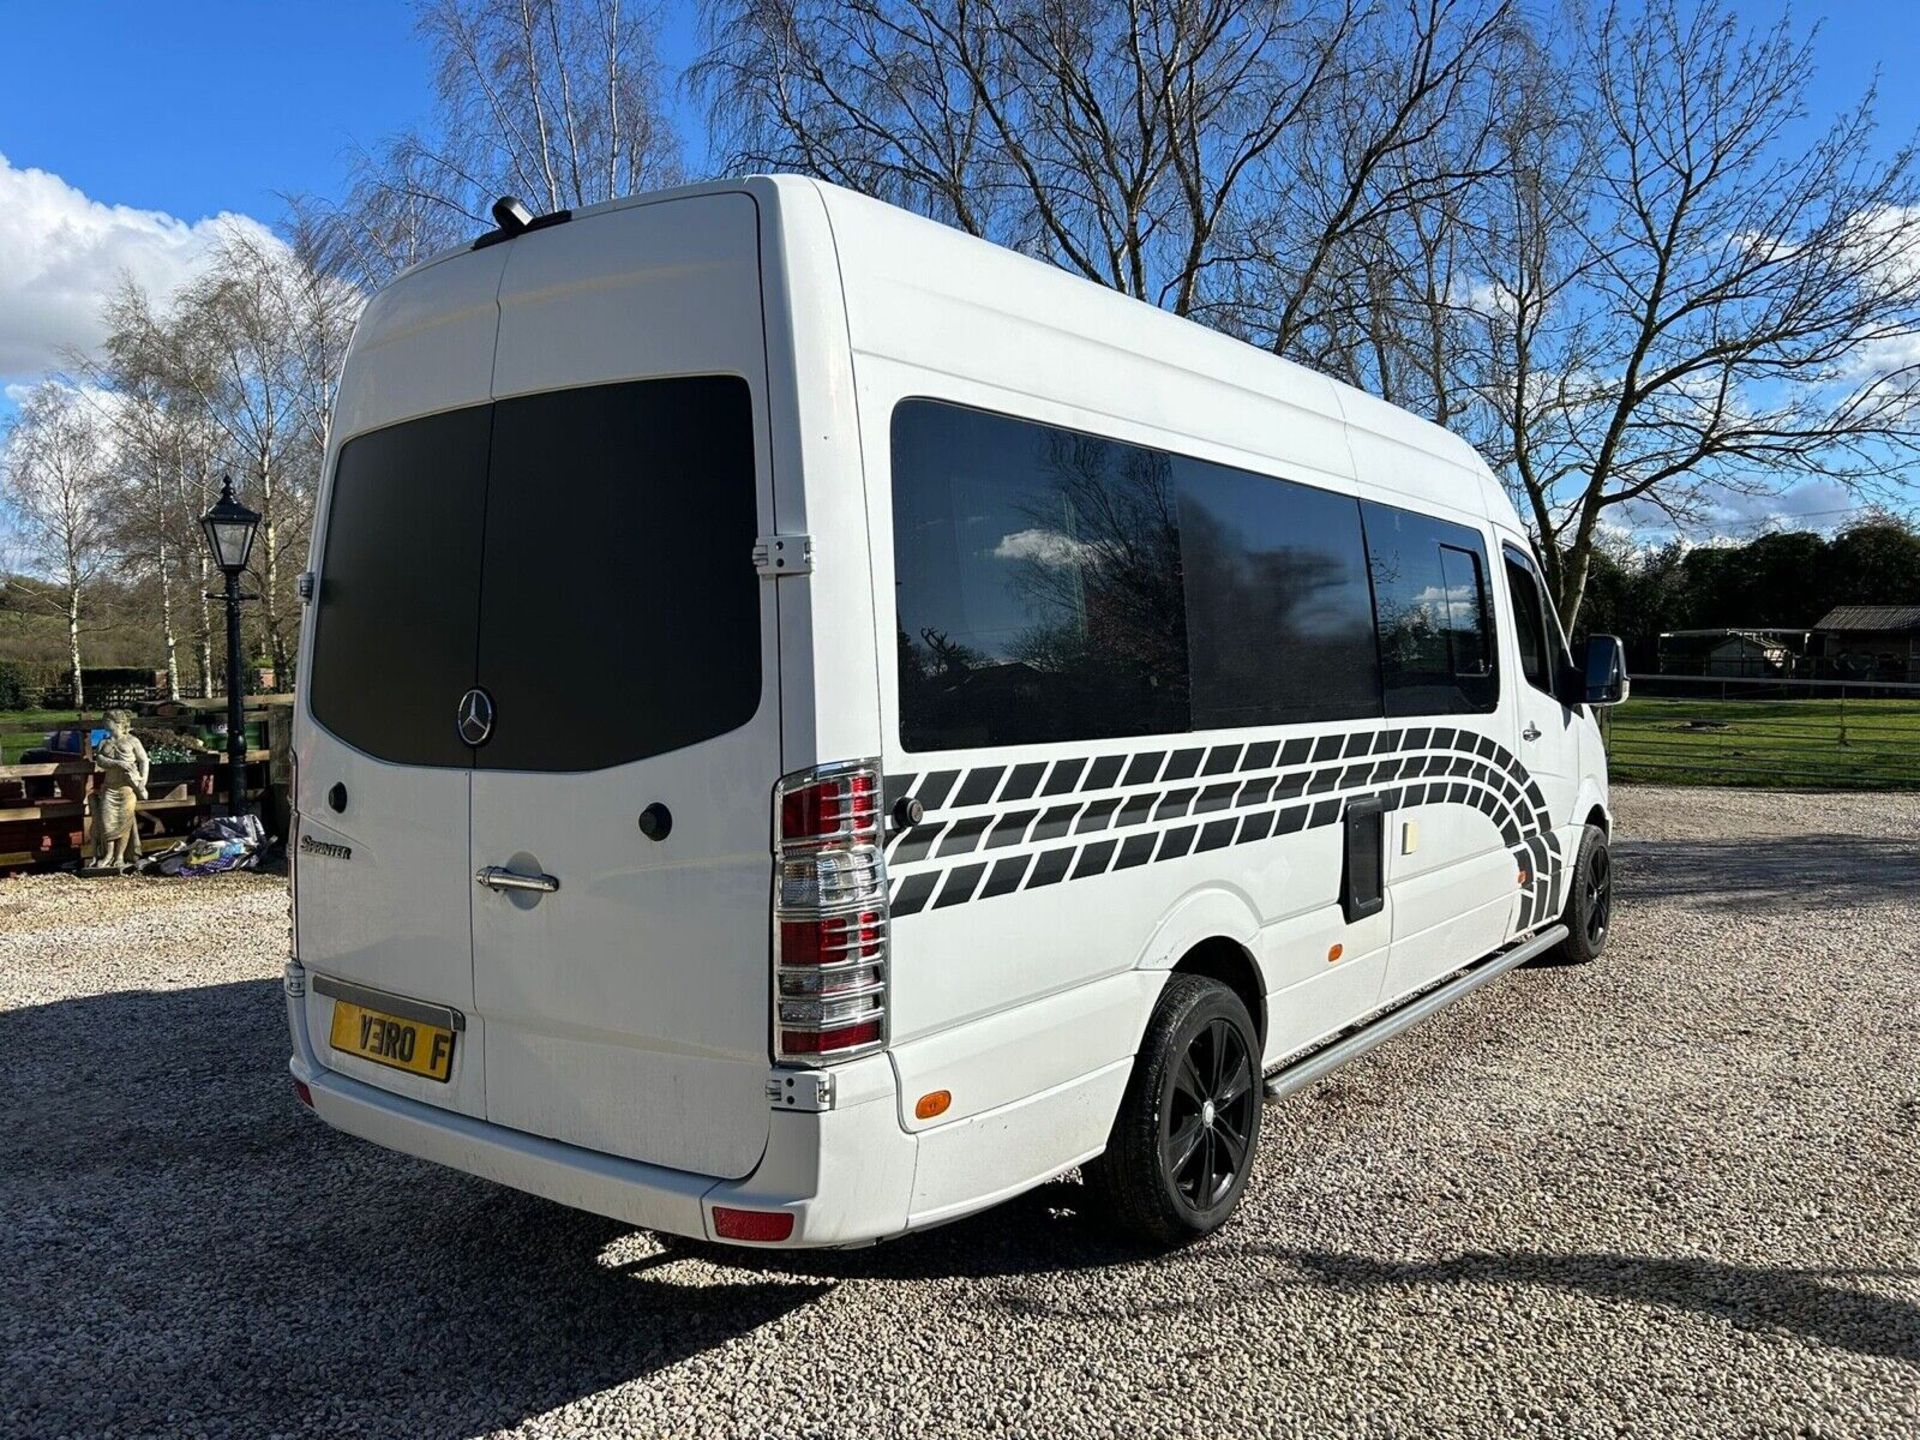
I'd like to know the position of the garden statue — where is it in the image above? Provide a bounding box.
[88,709,150,872]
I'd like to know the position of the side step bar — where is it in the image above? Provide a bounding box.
[1263,924,1569,1102]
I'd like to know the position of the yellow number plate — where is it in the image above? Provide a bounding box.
[329,1001,456,1082]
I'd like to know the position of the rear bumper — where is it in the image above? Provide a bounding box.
[286,970,917,1247]
[285,963,1134,1247]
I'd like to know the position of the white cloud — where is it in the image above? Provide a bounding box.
[992,527,1093,567]
[1450,275,1517,321]
[0,151,279,383]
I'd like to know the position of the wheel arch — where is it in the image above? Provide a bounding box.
[1574,772,1612,839]
[1134,886,1267,1047]
[1170,936,1267,1049]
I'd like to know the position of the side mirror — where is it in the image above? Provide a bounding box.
[1579,634,1629,706]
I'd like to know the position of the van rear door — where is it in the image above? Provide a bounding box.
[467,194,782,1180]
[297,248,511,1120]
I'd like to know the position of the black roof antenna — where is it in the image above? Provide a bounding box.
[491,196,533,235]
[474,194,571,250]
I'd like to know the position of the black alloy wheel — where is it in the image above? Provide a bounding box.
[1541,822,1612,965]
[1163,1016,1258,1212]
[1582,840,1612,949]
[1084,974,1264,1245]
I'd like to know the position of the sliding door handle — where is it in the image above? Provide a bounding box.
[475,865,560,894]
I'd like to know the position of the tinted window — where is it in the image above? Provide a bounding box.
[309,404,491,768]
[1180,460,1381,727]
[1504,548,1554,692]
[476,376,762,771]
[309,377,761,772]
[1364,502,1497,716]
[892,401,1189,751]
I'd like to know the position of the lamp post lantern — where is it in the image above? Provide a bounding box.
[199,476,262,818]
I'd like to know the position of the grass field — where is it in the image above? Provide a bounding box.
[0,711,84,765]
[1605,697,1920,789]
[7,700,1912,788]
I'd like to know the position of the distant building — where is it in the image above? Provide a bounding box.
[1656,628,1807,678]
[1811,606,1920,683]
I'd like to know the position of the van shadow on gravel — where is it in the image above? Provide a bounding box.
[0,978,828,1439]
[963,1244,1920,1368]
[1614,835,1920,913]
[1276,1249,1920,1367]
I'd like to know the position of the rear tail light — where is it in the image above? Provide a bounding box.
[772,760,888,1065]
[779,768,880,847]
[287,748,299,961]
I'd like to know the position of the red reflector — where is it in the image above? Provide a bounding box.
[780,784,824,841]
[712,1206,796,1242]
[779,1020,882,1055]
[292,1078,314,1109]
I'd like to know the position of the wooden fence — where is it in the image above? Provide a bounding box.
[0,697,292,873]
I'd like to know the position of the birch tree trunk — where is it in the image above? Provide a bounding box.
[66,565,85,712]
[158,539,180,701]
[258,442,288,677]
[197,467,215,697]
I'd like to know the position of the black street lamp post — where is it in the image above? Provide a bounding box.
[199,477,263,818]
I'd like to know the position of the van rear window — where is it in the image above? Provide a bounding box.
[308,377,761,770]
[309,404,492,769]
[476,377,761,772]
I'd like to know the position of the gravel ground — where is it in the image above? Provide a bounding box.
[2,786,1916,1439]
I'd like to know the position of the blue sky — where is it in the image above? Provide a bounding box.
[1,0,1917,538]
[0,1,713,220]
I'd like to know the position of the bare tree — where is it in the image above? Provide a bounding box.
[96,282,217,694]
[699,0,1920,629]
[174,234,298,678]
[698,0,1516,327]
[1226,0,1518,360]
[96,357,187,700]
[696,0,1380,314]
[92,280,244,699]
[168,226,358,680]
[1469,0,1920,624]
[320,0,681,285]
[1,385,114,709]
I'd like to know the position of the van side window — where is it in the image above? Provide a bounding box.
[892,401,1190,751]
[1503,549,1555,692]
[890,400,1392,751]
[1180,458,1380,727]
[1362,502,1498,716]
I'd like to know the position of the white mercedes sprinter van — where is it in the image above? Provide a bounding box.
[286,176,1626,1248]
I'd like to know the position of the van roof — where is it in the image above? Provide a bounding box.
[387,174,1516,527]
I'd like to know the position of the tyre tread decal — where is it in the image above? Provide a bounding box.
[886,723,1564,932]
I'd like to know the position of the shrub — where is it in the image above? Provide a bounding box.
[0,660,37,710]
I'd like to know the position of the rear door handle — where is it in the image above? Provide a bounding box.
[1522,722,1542,741]
[475,865,560,894]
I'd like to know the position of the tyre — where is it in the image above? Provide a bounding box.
[1542,823,1612,965]
[1084,974,1263,1246]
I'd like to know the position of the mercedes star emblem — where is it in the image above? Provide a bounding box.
[457,687,495,747]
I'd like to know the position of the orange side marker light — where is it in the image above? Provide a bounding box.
[1327,943,1344,963]
[915,1090,951,1120]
